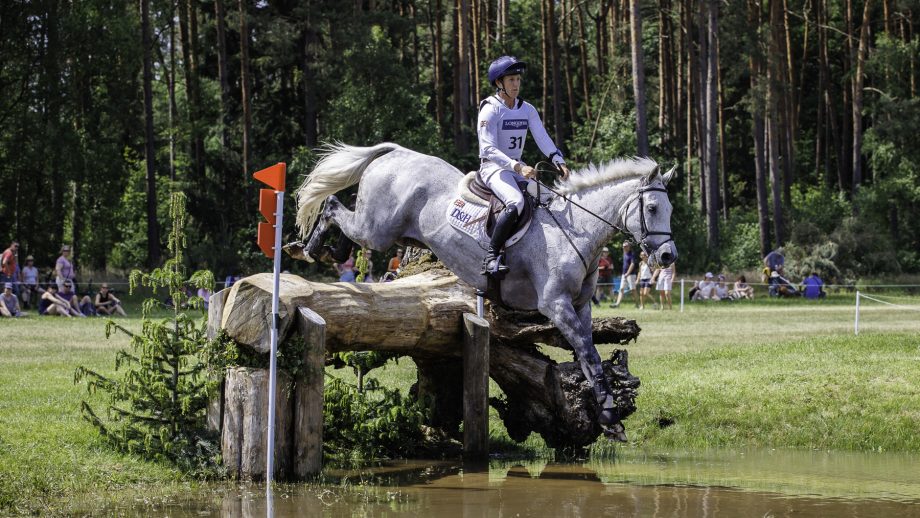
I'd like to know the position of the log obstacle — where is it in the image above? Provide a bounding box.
[208,269,640,479]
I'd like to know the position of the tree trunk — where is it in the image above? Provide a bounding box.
[749,0,771,257]
[178,0,202,181]
[239,0,253,181]
[431,0,445,133]
[576,4,593,120]
[140,0,160,266]
[548,0,565,141]
[630,0,649,156]
[167,5,177,181]
[453,0,471,153]
[852,0,873,192]
[214,0,231,152]
[704,0,719,250]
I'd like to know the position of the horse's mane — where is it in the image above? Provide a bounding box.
[555,157,659,195]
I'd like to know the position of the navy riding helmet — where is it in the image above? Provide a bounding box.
[487,56,527,86]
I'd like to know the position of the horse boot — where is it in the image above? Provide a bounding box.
[330,231,356,264]
[481,204,520,276]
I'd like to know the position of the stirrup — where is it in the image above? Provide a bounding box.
[481,253,509,276]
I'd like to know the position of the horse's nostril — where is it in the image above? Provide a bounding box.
[660,252,673,264]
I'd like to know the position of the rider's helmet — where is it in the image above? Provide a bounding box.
[488,56,527,87]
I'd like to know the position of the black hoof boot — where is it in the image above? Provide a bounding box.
[601,421,628,442]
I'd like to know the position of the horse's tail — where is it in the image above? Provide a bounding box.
[296,142,400,237]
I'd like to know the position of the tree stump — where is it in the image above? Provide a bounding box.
[221,367,294,480]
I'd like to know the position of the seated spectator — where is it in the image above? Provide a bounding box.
[39,284,78,317]
[224,274,241,288]
[59,280,93,316]
[714,274,730,301]
[387,249,403,275]
[94,284,127,316]
[1,283,22,317]
[731,275,755,300]
[692,272,717,301]
[801,272,826,300]
[19,255,40,309]
[770,271,799,297]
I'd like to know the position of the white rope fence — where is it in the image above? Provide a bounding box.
[854,290,920,336]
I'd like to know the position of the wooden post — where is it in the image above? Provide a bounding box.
[206,288,231,433]
[294,307,325,478]
[221,367,293,480]
[462,313,489,459]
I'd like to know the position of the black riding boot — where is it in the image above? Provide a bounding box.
[481,205,520,275]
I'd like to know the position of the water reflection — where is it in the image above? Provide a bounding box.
[100,449,920,517]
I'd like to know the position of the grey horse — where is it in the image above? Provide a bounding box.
[295,143,677,437]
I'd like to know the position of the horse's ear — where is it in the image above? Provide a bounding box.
[662,166,677,186]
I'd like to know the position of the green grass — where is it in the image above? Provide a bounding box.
[1,292,919,514]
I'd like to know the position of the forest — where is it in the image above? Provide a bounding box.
[0,0,918,279]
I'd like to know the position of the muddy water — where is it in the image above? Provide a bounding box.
[102,449,920,517]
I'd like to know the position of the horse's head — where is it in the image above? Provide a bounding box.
[621,166,678,268]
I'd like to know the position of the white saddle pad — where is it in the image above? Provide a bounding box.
[445,196,531,248]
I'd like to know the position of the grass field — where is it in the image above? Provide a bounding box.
[1,291,919,514]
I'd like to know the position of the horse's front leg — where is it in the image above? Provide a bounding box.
[543,298,623,438]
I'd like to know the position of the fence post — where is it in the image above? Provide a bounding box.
[462,313,490,459]
[294,307,325,478]
[854,291,860,336]
[680,279,685,313]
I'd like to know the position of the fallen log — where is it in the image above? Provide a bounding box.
[211,269,641,451]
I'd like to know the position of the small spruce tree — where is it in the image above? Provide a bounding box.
[75,192,218,471]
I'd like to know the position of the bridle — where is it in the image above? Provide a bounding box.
[617,185,674,257]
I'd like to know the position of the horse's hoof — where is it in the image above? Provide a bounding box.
[602,422,627,443]
[283,241,312,262]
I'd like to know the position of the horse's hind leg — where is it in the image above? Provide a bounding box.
[323,194,400,252]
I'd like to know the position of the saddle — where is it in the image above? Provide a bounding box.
[458,171,534,239]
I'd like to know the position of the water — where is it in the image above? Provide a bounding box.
[95,449,920,517]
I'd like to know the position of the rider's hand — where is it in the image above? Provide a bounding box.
[558,164,571,181]
[520,165,536,179]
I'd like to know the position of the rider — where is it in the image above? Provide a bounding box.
[477,55,571,275]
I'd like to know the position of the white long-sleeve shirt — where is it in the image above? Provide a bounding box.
[477,95,565,177]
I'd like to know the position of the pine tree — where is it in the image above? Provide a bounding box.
[75,192,217,471]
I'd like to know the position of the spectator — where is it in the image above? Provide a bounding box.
[731,275,755,300]
[335,253,356,282]
[39,284,78,317]
[94,283,127,316]
[1,283,22,317]
[610,241,639,309]
[59,280,92,316]
[652,260,676,310]
[692,272,717,301]
[387,249,404,275]
[637,251,653,309]
[770,271,799,297]
[224,274,241,288]
[763,248,785,276]
[1,241,19,296]
[55,245,76,292]
[714,274,730,301]
[362,258,377,283]
[595,247,614,304]
[19,255,40,309]
[197,287,212,310]
[801,272,826,300]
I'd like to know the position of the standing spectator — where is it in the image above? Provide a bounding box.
[1,283,22,317]
[197,287,212,310]
[224,273,241,288]
[387,249,404,275]
[595,247,614,304]
[610,241,639,308]
[94,283,127,316]
[55,245,76,291]
[731,275,755,300]
[39,284,78,317]
[19,255,40,308]
[652,260,676,310]
[59,280,92,316]
[335,253,356,282]
[801,272,826,300]
[1,241,18,296]
[637,251,653,309]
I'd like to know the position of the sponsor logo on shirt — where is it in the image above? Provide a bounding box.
[502,119,528,130]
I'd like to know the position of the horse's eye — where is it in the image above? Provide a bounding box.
[647,205,657,213]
